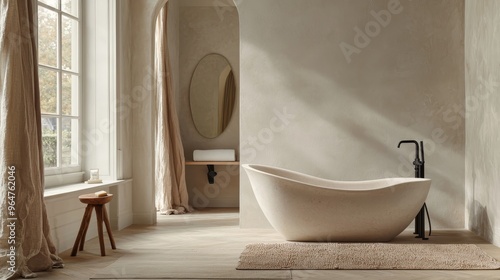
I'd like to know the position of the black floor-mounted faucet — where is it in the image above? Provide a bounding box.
[397,140,424,178]
[397,140,431,240]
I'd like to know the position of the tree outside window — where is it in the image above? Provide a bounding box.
[38,0,80,170]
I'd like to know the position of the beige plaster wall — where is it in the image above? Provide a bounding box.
[117,0,133,180]
[465,0,500,246]
[129,0,163,224]
[238,0,466,228]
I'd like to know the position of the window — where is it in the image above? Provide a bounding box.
[38,0,80,176]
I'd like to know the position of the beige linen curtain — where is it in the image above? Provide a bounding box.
[154,4,191,215]
[0,0,63,278]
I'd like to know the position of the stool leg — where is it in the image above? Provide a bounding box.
[95,205,106,256]
[102,204,116,249]
[71,205,93,256]
[79,205,94,251]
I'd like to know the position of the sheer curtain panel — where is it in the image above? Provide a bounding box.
[154,3,192,215]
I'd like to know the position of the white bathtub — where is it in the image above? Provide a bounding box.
[243,164,431,242]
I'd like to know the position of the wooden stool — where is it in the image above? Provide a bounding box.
[71,193,116,256]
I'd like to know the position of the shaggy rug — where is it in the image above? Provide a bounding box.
[237,243,500,270]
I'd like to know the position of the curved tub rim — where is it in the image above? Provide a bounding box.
[243,163,431,192]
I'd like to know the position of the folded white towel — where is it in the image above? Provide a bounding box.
[193,149,236,161]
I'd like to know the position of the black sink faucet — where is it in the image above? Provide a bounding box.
[397,140,429,240]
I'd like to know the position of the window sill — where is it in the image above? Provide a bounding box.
[44,179,132,199]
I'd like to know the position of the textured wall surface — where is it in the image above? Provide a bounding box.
[238,0,466,228]
[178,4,240,208]
[465,0,500,246]
[129,0,162,224]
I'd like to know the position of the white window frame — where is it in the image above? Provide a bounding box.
[38,0,83,186]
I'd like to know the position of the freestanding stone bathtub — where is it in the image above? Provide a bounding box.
[243,164,431,242]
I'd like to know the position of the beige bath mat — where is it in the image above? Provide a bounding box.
[237,243,500,270]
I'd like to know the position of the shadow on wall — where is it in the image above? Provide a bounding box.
[239,0,465,229]
[469,201,493,241]
[240,0,465,175]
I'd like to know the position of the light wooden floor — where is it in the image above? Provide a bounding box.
[34,208,500,280]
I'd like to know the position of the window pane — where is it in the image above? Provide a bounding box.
[39,0,58,9]
[38,1,81,173]
[39,67,58,114]
[61,16,78,71]
[42,117,58,168]
[62,73,78,116]
[62,0,78,17]
[38,6,58,67]
[62,118,78,166]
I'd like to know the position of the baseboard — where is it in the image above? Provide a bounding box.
[132,211,157,225]
[111,209,134,230]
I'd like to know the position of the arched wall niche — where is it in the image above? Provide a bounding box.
[130,0,239,225]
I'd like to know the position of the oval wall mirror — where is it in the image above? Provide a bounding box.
[189,53,236,139]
